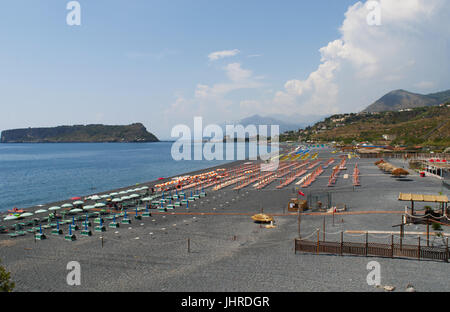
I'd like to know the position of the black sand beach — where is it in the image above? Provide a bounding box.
[1,149,449,292]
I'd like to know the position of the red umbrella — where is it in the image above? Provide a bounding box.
[158,177,165,180]
[298,190,305,197]
[71,196,81,200]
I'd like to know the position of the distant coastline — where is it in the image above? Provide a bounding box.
[0,123,159,143]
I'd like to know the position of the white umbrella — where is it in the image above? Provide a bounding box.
[121,196,131,201]
[73,200,84,205]
[83,205,96,210]
[129,194,140,199]
[61,204,72,209]
[100,195,110,199]
[20,212,34,218]
[112,198,122,203]
[119,191,127,195]
[141,197,152,201]
[140,186,149,190]
[94,203,106,208]
[109,192,119,197]
[4,215,19,221]
[49,206,62,211]
[70,208,83,213]
[90,195,101,201]
[35,209,48,214]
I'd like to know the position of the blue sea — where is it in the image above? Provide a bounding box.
[0,142,273,212]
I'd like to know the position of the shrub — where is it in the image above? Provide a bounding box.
[0,260,15,292]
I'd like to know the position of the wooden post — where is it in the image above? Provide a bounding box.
[391,235,394,258]
[101,236,104,248]
[418,237,421,261]
[340,231,343,256]
[445,238,448,263]
[323,216,326,242]
[317,229,320,254]
[365,232,369,257]
[294,239,297,254]
[187,238,190,253]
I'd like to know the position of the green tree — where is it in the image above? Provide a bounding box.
[0,260,15,292]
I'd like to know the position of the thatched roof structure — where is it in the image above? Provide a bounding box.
[392,168,410,176]
[251,214,274,223]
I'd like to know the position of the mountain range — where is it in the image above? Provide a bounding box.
[362,89,450,113]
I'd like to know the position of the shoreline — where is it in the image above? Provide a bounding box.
[0,158,247,217]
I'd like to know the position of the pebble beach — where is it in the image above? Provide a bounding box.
[1,148,449,292]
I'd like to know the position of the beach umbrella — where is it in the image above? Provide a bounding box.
[100,195,110,199]
[94,203,106,208]
[141,197,152,202]
[129,194,140,199]
[3,215,18,221]
[61,203,73,209]
[109,192,119,197]
[112,198,122,203]
[35,209,48,214]
[71,197,81,200]
[119,191,127,195]
[90,195,101,201]
[49,206,62,211]
[73,200,84,206]
[83,205,96,210]
[20,212,34,218]
[70,208,83,214]
[121,196,131,201]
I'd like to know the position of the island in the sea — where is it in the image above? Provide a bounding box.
[0,123,159,143]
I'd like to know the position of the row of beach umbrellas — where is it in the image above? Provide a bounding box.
[3,186,150,221]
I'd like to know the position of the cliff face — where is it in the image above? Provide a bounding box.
[0,123,159,143]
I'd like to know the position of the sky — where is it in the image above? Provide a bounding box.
[0,0,449,139]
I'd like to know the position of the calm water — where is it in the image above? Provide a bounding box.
[0,142,273,212]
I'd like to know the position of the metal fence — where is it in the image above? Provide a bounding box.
[294,233,449,263]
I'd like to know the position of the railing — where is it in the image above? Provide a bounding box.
[295,235,449,263]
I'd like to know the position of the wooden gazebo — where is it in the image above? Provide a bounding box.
[398,193,449,216]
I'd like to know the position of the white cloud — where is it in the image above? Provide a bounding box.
[208,49,240,61]
[272,0,450,115]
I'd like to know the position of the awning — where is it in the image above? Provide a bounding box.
[398,193,449,203]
